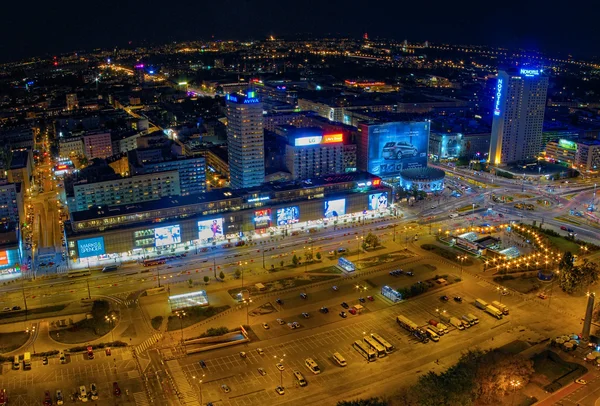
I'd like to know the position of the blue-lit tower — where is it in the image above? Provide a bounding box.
[226,91,265,189]
[489,69,548,165]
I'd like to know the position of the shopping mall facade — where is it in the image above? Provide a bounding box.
[65,172,394,267]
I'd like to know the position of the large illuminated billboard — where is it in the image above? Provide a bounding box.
[365,122,429,177]
[368,192,388,210]
[155,225,181,247]
[77,237,106,258]
[198,219,224,242]
[295,133,344,146]
[254,209,272,229]
[324,199,346,218]
[276,206,300,225]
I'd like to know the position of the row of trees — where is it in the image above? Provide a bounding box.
[338,349,534,406]
[558,251,599,293]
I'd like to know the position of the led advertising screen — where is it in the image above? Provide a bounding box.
[77,237,106,258]
[0,251,8,266]
[276,206,300,225]
[154,225,181,247]
[368,192,388,210]
[254,209,272,229]
[324,199,346,218]
[366,122,429,177]
[198,218,224,242]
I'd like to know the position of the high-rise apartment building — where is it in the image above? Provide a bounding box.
[489,69,549,164]
[226,91,265,189]
[66,93,79,111]
[83,131,113,160]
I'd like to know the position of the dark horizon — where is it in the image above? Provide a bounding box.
[2,0,600,63]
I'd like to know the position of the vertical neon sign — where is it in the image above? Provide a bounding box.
[494,78,503,116]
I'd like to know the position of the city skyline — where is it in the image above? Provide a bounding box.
[2,1,600,62]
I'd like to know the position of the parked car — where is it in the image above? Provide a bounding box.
[277,318,285,325]
[113,382,121,397]
[300,293,307,299]
[440,295,449,301]
[302,312,310,318]
[257,348,264,355]
[262,323,270,330]
[320,307,329,313]
[275,386,285,395]
[221,384,231,393]
[454,296,463,303]
[367,296,374,301]
[257,368,266,376]
[349,308,357,315]
[560,226,568,231]
[358,297,366,303]
[199,360,206,368]
[276,298,283,305]
[406,271,414,276]
[339,311,347,318]
[276,363,285,371]
[341,302,349,309]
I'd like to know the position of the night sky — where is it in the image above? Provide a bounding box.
[2,0,599,62]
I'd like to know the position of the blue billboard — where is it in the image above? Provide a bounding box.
[324,199,346,218]
[368,192,388,210]
[366,122,429,177]
[78,237,106,258]
[276,206,300,225]
[155,225,181,247]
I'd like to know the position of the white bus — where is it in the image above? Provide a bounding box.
[353,340,376,362]
[363,336,386,358]
[67,270,91,278]
[304,358,321,374]
[370,333,394,353]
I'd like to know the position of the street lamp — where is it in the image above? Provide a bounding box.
[243,297,253,326]
[457,255,467,278]
[176,310,186,348]
[274,354,286,387]
[104,314,117,343]
[496,286,507,303]
[192,374,205,405]
[510,380,521,406]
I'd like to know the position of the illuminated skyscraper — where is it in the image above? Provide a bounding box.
[226,91,265,189]
[489,69,548,164]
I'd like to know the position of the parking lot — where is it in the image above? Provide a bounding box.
[177,280,512,406]
[0,348,144,405]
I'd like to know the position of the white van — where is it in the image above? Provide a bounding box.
[293,370,307,386]
[78,386,88,402]
[13,355,20,370]
[449,213,459,218]
[426,329,440,342]
[332,352,347,367]
[305,358,321,374]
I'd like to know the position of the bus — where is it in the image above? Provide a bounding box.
[370,333,394,353]
[304,358,321,374]
[396,315,418,332]
[0,389,6,406]
[143,258,166,267]
[67,269,91,278]
[353,340,376,362]
[363,336,386,358]
[101,265,119,273]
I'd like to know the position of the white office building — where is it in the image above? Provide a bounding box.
[226,91,265,189]
[489,69,549,164]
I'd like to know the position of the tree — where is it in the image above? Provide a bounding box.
[203,276,209,284]
[219,271,225,280]
[336,397,388,406]
[234,269,242,279]
[315,252,322,260]
[188,279,193,287]
[364,232,380,248]
[292,254,299,267]
[280,260,284,268]
[305,251,313,262]
[559,252,599,293]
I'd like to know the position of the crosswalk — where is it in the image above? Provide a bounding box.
[166,360,201,406]
[133,391,151,405]
[136,333,163,354]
